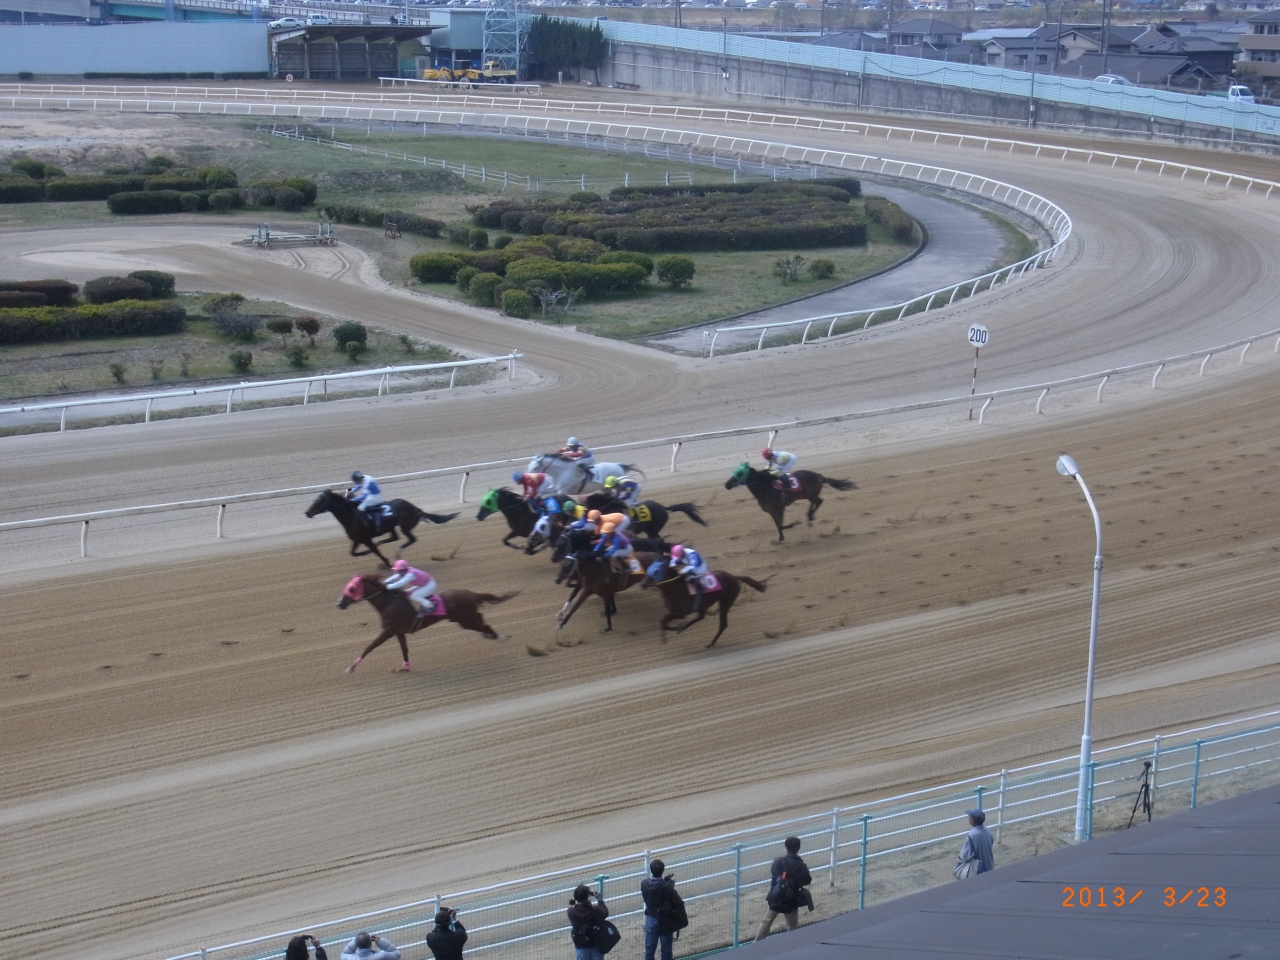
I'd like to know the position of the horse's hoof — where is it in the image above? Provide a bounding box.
[397,664,411,672]
[344,664,357,675]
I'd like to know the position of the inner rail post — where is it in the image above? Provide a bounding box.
[670,441,682,473]
[216,504,226,539]
[459,471,469,502]
[978,397,992,423]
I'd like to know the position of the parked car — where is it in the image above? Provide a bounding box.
[268,17,304,28]
[1093,74,1132,86]
[306,15,334,24]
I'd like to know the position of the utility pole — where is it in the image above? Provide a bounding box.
[1100,0,1111,76]
[1053,0,1066,72]
[1028,33,1039,127]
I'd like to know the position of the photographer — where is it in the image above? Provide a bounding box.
[284,935,327,960]
[426,907,467,960]
[641,860,685,960]
[567,884,608,960]
[340,931,400,960]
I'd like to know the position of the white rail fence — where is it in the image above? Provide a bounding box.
[159,709,1280,960]
[0,354,522,433]
[4,328,1278,559]
[380,77,544,96]
[1,86,1278,199]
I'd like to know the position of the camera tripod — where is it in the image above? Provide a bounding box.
[1127,760,1153,828]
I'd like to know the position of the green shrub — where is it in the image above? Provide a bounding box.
[285,344,309,368]
[595,250,654,277]
[345,341,365,362]
[0,290,47,307]
[179,192,202,213]
[655,255,695,289]
[409,252,466,283]
[468,228,489,251]
[381,210,443,237]
[281,176,317,204]
[0,301,187,344]
[398,333,415,354]
[332,320,368,351]
[145,175,203,193]
[468,271,503,306]
[501,288,534,318]
[556,238,607,263]
[16,71,32,81]
[266,317,294,344]
[109,361,127,383]
[446,223,473,246]
[505,257,564,288]
[84,276,152,304]
[568,191,602,204]
[228,349,253,373]
[11,158,52,179]
[0,178,45,203]
[295,316,320,345]
[0,279,78,305]
[864,197,914,242]
[273,186,305,212]
[143,156,174,173]
[197,166,238,189]
[773,254,806,283]
[455,265,480,292]
[209,189,240,212]
[149,359,165,381]
[44,176,142,201]
[127,271,176,297]
[499,240,554,264]
[107,190,183,215]
[493,234,514,250]
[808,258,836,280]
[206,293,260,340]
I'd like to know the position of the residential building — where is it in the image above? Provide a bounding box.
[1238,10,1280,78]
[887,18,963,48]
[1058,51,1217,87]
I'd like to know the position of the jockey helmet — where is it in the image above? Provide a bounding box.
[761,448,773,460]
[391,559,409,572]
[512,471,524,484]
[352,470,365,482]
[670,544,685,560]
[545,498,560,514]
[603,476,618,488]
[567,436,579,446]
[601,523,616,534]
[587,510,602,522]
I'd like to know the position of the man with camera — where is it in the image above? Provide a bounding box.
[641,859,686,960]
[754,836,813,941]
[339,931,400,960]
[426,907,467,960]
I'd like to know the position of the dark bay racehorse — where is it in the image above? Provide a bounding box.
[583,493,708,538]
[476,487,542,549]
[337,573,517,673]
[640,560,768,648]
[724,463,855,542]
[306,490,458,567]
[552,529,660,632]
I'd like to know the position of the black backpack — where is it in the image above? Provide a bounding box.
[571,918,598,949]
[657,884,689,937]
[594,919,622,955]
[766,870,798,913]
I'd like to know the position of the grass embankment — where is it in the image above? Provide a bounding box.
[0,293,462,403]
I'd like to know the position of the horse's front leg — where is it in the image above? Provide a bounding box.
[557,588,592,629]
[395,633,411,671]
[346,628,394,674]
[350,541,373,557]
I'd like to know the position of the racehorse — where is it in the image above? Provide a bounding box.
[476,487,542,549]
[306,490,459,567]
[527,453,646,497]
[552,528,660,631]
[337,573,517,673]
[640,560,769,648]
[582,493,708,538]
[723,463,855,542]
[550,528,668,565]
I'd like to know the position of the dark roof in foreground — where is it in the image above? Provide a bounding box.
[744,782,1280,960]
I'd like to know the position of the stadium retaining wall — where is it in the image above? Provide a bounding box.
[0,20,268,75]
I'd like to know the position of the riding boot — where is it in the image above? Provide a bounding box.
[692,582,704,613]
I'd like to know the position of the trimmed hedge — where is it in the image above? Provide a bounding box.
[864,196,915,242]
[44,176,144,201]
[281,176,317,204]
[0,279,78,305]
[84,276,154,304]
[595,250,654,277]
[321,203,443,238]
[410,252,467,283]
[501,289,534,318]
[107,190,184,215]
[145,175,204,192]
[0,290,47,307]
[0,178,45,203]
[128,270,176,297]
[0,300,186,344]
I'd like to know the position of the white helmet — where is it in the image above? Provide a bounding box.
[567,436,580,446]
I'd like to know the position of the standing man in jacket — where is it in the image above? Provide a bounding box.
[640,858,681,960]
[754,836,813,941]
[959,809,995,874]
[340,932,400,960]
[426,908,467,960]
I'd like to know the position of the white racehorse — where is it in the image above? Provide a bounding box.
[527,454,645,496]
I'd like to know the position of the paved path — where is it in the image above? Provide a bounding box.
[650,182,1009,354]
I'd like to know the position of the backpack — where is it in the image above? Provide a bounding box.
[571,918,598,949]
[766,870,798,913]
[594,919,622,955]
[656,884,689,937]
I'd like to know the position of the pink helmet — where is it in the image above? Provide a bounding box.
[670,544,685,560]
[392,559,409,572]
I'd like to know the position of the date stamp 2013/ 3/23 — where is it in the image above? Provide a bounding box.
[1062,887,1227,908]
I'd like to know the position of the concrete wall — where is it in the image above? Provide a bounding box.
[603,41,1280,148]
[0,20,268,74]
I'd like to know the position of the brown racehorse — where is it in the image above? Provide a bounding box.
[640,560,769,648]
[337,573,517,673]
[307,490,458,567]
[724,463,855,542]
[553,530,660,632]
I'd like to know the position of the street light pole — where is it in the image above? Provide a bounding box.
[1056,454,1103,843]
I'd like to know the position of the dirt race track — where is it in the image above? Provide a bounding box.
[1,100,1280,960]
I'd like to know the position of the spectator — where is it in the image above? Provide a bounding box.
[285,935,327,960]
[754,836,813,941]
[426,908,467,960]
[566,883,609,960]
[340,932,400,960]
[958,809,995,875]
[640,858,683,960]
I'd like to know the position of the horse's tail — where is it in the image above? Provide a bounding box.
[422,511,460,524]
[824,477,857,492]
[667,503,708,526]
[474,590,520,606]
[737,575,769,594]
[623,463,648,481]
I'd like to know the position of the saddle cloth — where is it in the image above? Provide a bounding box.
[772,475,801,491]
[614,557,643,576]
[413,594,447,619]
[686,573,720,594]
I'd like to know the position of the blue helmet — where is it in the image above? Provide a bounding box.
[351,471,364,483]
[512,471,524,484]
[545,498,561,515]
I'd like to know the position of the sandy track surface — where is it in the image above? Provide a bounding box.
[2,104,1280,959]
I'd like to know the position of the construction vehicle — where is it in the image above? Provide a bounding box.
[423,59,517,84]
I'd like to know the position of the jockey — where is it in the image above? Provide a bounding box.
[515,471,550,503]
[761,448,798,486]
[669,543,709,612]
[557,437,592,461]
[603,474,641,506]
[348,471,384,513]
[593,523,634,571]
[596,510,631,538]
[384,559,438,615]
[569,508,602,536]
